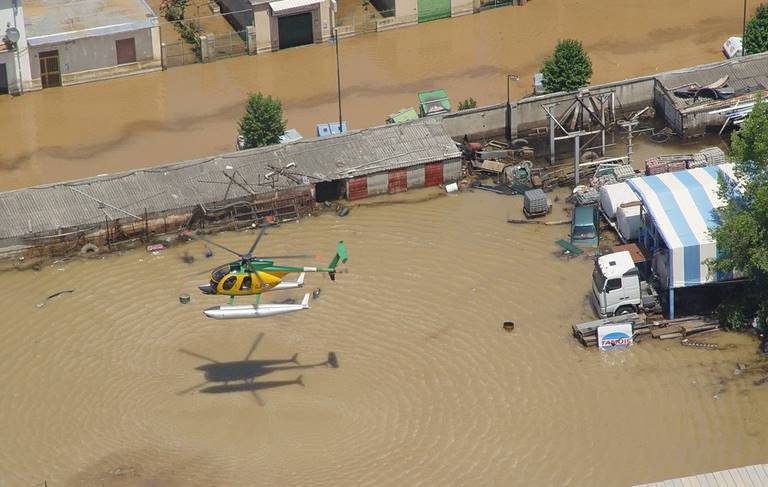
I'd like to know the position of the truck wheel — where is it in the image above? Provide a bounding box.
[615,305,634,316]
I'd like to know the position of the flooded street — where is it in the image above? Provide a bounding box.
[0,0,753,191]
[2,189,768,486]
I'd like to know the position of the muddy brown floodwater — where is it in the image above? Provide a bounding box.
[0,0,757,191]
[2,184,768,487]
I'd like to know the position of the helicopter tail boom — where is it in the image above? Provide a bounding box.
[327,241,348,281]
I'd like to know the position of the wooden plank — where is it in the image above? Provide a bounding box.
[651,325,683,338]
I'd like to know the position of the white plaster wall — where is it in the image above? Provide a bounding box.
[0,0,32,93]
[29,28,156,79]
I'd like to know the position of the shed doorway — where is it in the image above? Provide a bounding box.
[39,50,62,88]
[278,12,314,49]
[116,38,137,65]
[315,179,346,202]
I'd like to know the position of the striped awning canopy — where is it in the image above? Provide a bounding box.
[627,164,733,288]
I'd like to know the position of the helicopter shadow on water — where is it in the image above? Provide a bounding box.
[177,332,339,406]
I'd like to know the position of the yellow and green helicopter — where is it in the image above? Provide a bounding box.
[195,225,348,319]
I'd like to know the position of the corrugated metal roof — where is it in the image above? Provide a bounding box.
[0,118,460,240]
[634,464,768,487]
[656,52,768,110]
[25,0,158,44]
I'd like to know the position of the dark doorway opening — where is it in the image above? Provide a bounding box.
[278,12,314,49]
[0,64,8,95]
[315,179,346,202]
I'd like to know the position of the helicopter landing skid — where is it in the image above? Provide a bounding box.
[204,292,311,320]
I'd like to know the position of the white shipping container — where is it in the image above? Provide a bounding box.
[599,182,640,220]
[617,204,642,242]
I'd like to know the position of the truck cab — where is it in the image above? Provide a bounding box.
[591,251,642,318]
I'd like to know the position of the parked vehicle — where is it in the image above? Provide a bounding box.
[570,205,598,248]
[590,250,661,318]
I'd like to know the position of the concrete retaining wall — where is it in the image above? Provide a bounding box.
[442,76,656,141]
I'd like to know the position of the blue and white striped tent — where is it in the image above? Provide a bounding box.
[626,164,733,288]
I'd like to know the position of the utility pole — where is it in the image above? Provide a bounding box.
[505,74,519,145]
[619,119,639,166]
[742,0,748,56]
[331,0,343,131]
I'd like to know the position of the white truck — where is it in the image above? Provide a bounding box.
[590,250,661,318]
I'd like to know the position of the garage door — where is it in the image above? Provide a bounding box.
[388,169,407,194]
[348,176,368,200]
[418,0,450,23]
[278,12,314,49]
[424,162,444,187]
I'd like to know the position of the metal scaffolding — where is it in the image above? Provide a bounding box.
[542,90,616,184]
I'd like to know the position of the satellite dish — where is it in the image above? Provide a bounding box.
[5,27,20,44]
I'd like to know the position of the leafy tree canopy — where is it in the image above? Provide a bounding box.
[238,93,286,149]
[541,39,593,93]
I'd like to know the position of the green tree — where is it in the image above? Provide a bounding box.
[744,3,768,55]
[238,93,286,149]
[458,98,477,111]
[540,39,593,93]
[708,95,768,329]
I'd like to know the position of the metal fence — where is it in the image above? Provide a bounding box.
[335,8,395,36]
[162,40,200,68]
[212,30,249,59]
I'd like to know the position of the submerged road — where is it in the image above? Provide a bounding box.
[0,0,754,191]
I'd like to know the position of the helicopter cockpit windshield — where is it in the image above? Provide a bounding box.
[210,264,230,284]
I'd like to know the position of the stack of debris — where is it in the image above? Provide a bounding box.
[645,155,692,175]
[572,314,720,347]
[673,75,735,101]
[688,147,728,168]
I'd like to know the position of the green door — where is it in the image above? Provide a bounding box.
[418,0,450,22]
[278,12,314,49]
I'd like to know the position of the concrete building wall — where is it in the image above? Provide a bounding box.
[253,1,332,53]
[443,158,461,182]
[0,0,32,93]
[28,27,161,89]
[406,165,425,187]
[366,171,389,197]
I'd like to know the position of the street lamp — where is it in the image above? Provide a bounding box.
[331,0,343,131]
[742,0,748,56]
[505,74,519,144]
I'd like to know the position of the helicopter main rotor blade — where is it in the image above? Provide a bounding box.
[244,333,264,361]
[178,348,220,363]
[256,254,313,260]
[245,226,268,257]
[195,235,243,258]
[177,381,209,396]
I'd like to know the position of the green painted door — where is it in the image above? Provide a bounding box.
[418,0,451,22]
[278,12,314,49]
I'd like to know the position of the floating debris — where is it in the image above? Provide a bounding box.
[35,289,75,309]
[179,294,191,304]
